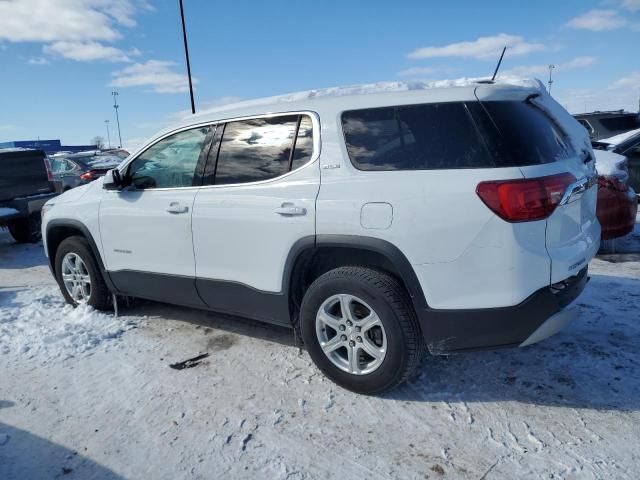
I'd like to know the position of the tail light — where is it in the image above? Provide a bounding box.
[476,173,576,222]
[80,171,95,181]
[43,157,54,181]
[598,174,628,192]
[598,158,630,192]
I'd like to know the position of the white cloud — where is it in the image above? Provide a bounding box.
[557,72,640,114]
[44,41,138,62]
[407,34,544,60]
[610,71,640,89]
[397,66,454,78]
[0,0,149,63]
[168,96,245,122]
[503,56,597,77]
[0,0,126,43]
[110,60,197,94]
[622,0,640,12]
[566,9,627,31]
[28,57,49,65]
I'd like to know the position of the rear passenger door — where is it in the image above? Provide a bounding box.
[191,113,320,323]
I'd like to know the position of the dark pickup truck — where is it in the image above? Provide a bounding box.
[0,148,58,243]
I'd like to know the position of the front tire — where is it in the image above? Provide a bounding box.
[300,266,424,394]
[55,236,112,310]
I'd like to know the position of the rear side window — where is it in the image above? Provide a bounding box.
[342,101,575,170]
[206,114,315,185]
[477,101,574,166]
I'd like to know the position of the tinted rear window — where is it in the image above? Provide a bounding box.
[599,116,639,132]
[342,101,575,170]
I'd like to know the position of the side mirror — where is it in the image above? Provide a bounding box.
[103,169,122,190]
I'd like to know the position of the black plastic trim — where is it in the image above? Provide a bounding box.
[45,219,117,292]
[419,267,589,353]
[196,278,290,326]
[313,234,428,309]
[109,270,206,309]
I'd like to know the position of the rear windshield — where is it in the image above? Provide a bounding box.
[341,100,575,170]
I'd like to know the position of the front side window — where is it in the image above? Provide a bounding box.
[127,127,209,189]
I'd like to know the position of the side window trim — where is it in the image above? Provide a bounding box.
[117,111,319,190]
[192,124,218,187]
[202,123,225,186]
[288,115,303,171]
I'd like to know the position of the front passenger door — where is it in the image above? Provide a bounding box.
[99,125,211,307]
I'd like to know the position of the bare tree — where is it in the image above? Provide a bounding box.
[92,135,105,149]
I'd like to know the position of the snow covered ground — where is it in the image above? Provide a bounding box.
[1,220,639,479]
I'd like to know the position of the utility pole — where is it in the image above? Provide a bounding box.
[179,0,196,114]
[112,90,123,148]
[104,120,111,149]
[548,64,556,95]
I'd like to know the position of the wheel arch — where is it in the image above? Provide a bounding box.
[285,235,428,324]
[46,219,116,292]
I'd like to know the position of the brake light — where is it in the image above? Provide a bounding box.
[43,157,54,182]
[598,174,628,192]
[476,173,576,222]
[80,171,94,181]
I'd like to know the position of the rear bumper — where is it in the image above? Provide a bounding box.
[596,186,638,240]
[418,267,589,353]
[0,192,57,225]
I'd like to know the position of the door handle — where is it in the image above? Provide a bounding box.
[274,202,307,217]
[166,202,189,214]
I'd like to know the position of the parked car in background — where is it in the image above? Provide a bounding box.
[592,128,640,195]
[49,152,123,191]
[594,149,638,240]
[101,148,130,159]
[574,110,640,141]
[42,80,600,393]
[0,148,57,243]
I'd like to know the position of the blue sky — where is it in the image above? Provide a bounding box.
[1,0,639,149]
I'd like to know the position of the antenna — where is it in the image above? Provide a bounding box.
[179,0,196,114]
[548,65,556,95]
[491,46,507,82]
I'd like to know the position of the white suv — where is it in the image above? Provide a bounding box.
[42,80,600,394]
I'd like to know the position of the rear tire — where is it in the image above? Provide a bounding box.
[300,266,424,395]
[55,236,112,310]
[8,214,41,243]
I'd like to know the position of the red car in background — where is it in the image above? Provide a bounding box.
[594,149,638,240]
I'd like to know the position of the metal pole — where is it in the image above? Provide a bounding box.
[112,90,123,148]
[104,120,111,149]
[179,0,196,114]
[548,64,555,95]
